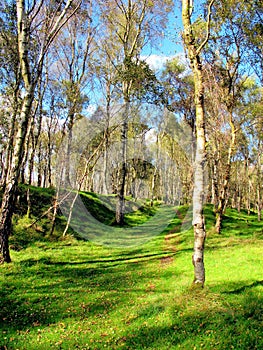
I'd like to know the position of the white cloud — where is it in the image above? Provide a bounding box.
[141,54,175,71]
[145,128,157,143]
[141,52,188,71]
[85,104,97,115]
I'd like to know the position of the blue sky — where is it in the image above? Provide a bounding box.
[87,3,185,114]
[141,4,184,71]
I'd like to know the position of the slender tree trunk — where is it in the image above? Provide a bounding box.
[257,186,261,222]
[151,134,159,206]
[65,112,74,186]
[245,157,251,215]
[29,81,44,185]
[2,80,21,190]
[215,113,236,233]
[37,141,43,187]
[28,134,35,186]
[102,123,110,195]
[3,112,18,190]
[26,187,31,218]
[115,101,129,225]
[102,136,109,194]
[182,0,214,286]
[256,150,262,222]
[102,84,112,195]
[20,131,31,184]
[0,0,35,262]
[47,129,53,188]
[46,111,57,188]
[0,183,15,262]
[0,88,34,262]
[210,148,219,207]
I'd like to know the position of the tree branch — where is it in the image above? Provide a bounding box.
[196,0,216,55]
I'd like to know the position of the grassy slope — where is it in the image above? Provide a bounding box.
[0,188,263,349]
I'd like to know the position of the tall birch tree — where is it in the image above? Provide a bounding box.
[0,0,81,263]
[99,0,173,225]
[181,0,215,286]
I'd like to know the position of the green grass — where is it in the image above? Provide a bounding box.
[79,192,159,227]
[1,189,263,349]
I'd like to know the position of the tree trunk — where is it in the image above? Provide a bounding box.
[256,150,262,222]
[37,143,43,187]
[257,186,261,222]
[29,83,44,185]
[102,85,112,195]
[0,182,15,263]
[151,134,159,206]
[26,187,31,218]
[245,157,251,215]
[0,0,35,262]
[65,112,74,186]
[115,102,129,225]
[192,95,207,286]
[182,0,214,286]
[215,113,236,233]
[210,148,219,207]
[0,89,34,262]
[3,110,18,190]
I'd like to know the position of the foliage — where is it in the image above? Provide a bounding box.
[115,57,169,108]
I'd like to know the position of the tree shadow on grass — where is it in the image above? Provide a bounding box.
[0,253,180,339]
[221,210,263,237]
[118,287,263,350]
[223,280,263,294]
[1,269,263,350]
[18,250,177,268]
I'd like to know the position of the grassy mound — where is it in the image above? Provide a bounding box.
[9,185,161,250]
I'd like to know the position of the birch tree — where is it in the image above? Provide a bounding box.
[181,0,215,286]
[0,0,81,263]
[99,0,173,225]
[51,2,95,186]
[203,0,261,233]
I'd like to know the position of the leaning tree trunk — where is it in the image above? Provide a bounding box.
[182,0,215,286]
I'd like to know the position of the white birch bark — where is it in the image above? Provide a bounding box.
[182,0,215,285]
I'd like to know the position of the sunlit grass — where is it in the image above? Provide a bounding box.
[1,198,263,349]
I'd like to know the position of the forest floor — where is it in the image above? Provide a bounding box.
[0,186,263,349]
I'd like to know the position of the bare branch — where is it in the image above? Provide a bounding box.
[37,0,82,74]
[196,0,216,55]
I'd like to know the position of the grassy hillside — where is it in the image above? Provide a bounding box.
[0,186,263,349]
[9,185,160,249]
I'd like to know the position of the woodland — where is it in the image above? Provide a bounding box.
[0,0,262,348]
